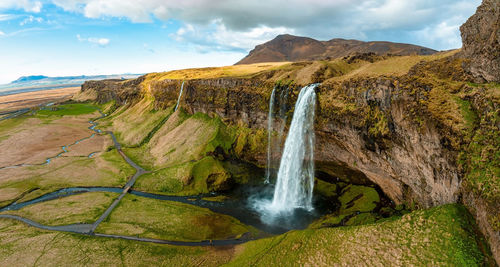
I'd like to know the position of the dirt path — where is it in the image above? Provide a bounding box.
[90,131,148,232]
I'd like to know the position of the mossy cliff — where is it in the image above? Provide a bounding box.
[80,54,498,262]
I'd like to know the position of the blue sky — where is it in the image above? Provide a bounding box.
[0,0,481,84]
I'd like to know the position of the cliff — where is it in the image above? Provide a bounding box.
[460,0,500,83]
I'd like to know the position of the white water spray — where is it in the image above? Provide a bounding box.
[264,87,277,184]
[174,81,185,111]
[270,83,318,212]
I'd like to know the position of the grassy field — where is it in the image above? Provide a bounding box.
[0,203,491,266]
[96,194,257,242]
[0,192,118,225]
[37,103,99,116]
[228,204,492,266]
[0,104,135,207]
[0,149,134,207]
[0,219,233,266]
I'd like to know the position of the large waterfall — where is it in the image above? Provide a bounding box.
[174,81,185,111]
[270,83,318,212]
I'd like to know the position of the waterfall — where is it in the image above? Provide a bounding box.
[264,85,290,184]
[174,81,185,111]
[270,83,318,212]
[275,86,289,168]
[264,87,277,184]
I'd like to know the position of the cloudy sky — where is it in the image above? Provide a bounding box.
[0,0,481,84]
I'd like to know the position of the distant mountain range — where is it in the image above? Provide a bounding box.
[236,34,437,64]
[0,74,142,96]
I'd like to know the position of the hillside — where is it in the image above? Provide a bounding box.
[236,34,437,64]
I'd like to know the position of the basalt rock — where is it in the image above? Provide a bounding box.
[460,0,500,83]
[81,76,145,105]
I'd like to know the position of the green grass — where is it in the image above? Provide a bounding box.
[0,192,118,226]
[133,156,232,196]
[0,219,230,266]
[227,204,490,266]
[96,194,257,242]
[133,164,187,194]
[37,103,98,116]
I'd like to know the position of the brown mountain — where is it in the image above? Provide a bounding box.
[236,34,437,64]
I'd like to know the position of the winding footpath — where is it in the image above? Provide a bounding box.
[0,111,254,246]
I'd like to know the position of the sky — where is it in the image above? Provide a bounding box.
[0,0,481,84]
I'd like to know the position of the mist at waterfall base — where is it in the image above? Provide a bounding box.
[250,84,321,228]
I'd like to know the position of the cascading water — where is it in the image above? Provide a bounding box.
[264,87,277,184]
[174,81,185,111]
[270,83,318,212]
[274,86,289,167]
[264,86,290,184]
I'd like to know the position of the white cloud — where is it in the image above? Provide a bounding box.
[414,21,463,50]
[0,14,19,21]
[77,34,110,47]
[19,15,43,26]
[171,20,293,52]
[0,0,42,13]
[0,31,5,36]
[49,0,481,51]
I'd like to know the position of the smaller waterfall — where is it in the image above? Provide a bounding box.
[275,86,289,167]
[264,87,277,184]
[270,83,318,212]
[174,81,185,111]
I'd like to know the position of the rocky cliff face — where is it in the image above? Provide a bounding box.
[82,62,466,209]
[460,0,500,82]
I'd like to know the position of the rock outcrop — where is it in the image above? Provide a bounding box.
[460,0,500,82]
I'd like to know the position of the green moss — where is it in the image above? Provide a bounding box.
[365,107,390,138]
[314,178,337,198]
[191,156,231,193]
[339,185,380,214]
[134,156,234,196]
[454,97,479,132]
